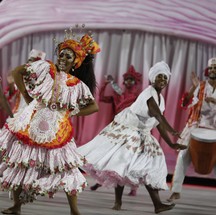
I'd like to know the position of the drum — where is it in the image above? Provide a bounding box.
[189,128,216,174]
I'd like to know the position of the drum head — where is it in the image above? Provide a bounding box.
[191,128,216,142]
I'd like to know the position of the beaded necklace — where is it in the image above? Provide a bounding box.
[50,68,60,111]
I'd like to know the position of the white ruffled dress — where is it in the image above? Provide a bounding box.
[78,86,168,190]
[0,60,94,200]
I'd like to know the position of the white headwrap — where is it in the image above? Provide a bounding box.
[148,61,171,83]
[208,57,216,66]
[28,49,46,60]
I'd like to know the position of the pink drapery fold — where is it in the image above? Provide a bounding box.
[0,0,216,48]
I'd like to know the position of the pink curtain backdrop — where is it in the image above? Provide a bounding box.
[0,0,216,48]
[0,0,216,179]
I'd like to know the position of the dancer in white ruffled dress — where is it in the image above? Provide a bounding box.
[78,61,186,214]
[0,32,100,215]
[0,49,46,200]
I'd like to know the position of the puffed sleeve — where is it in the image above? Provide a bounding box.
[24,60,54,105]
[59,75,94,116]
[24,60,94,115]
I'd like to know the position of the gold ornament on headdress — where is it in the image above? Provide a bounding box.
[56,24,101,69]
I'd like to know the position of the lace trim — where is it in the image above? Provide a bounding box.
[83,163,167,190]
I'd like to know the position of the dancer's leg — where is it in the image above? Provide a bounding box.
[66,192,81,215]
[1,186,22,214]
[145,185,175,214]
[128,186,138,196]
[112,184,124,210]
[90,183,102,191]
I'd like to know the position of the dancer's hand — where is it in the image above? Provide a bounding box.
[105,75,114,83]
[171,143,187,150]
[170,130,181,139]
[23,91,33,104]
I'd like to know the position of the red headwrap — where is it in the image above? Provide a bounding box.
[123,65,142,83]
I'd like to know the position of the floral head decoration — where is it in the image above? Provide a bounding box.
[57,27,101,69]
[123,65,142,84]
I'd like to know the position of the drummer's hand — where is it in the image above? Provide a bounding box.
[171,143,187,150]
[205,97,216,104]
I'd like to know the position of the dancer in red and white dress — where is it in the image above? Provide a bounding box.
[0,32,100,215]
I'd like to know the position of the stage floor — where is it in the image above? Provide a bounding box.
[0,175,215,215]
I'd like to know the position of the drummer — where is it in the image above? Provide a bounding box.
[168,57,216,201]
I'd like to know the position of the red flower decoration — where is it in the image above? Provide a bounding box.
[70,189,77,195]
[82,183,86,189]
[48,191,54,198]
[30,73,37,79]
[2,181,8,188]
[29,159,36,167]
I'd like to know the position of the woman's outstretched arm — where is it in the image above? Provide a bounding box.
[147,97,180,137]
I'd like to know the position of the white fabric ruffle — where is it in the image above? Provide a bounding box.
[25,60,94,114]
[0,60,95,200]
[0,128,84,173]
[0,127,87,197]
[78,121,168,190]
[7,99,38,132]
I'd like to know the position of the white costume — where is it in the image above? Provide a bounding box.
[78,61,172,190]
[171,78,216,193]
[0,60,94,201]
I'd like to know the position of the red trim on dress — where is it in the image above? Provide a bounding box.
[5,116,74,149]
